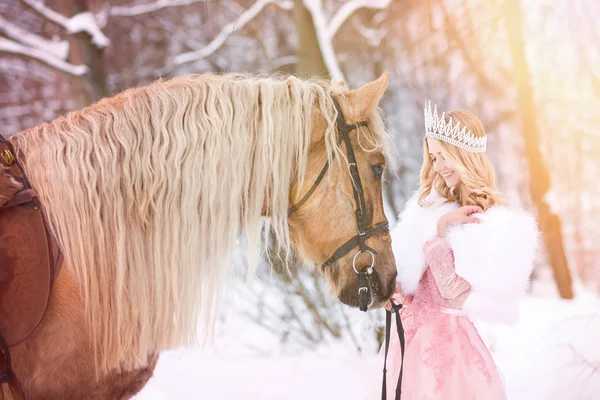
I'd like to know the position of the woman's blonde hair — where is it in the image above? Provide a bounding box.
[417,109,504,210]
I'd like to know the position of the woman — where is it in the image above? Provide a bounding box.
[380,103,538,399]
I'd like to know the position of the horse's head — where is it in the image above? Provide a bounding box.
[288,72,397,310]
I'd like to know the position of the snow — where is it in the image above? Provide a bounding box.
[21,0,71,29]
[303,0,346,82]
[0,16,68,59]
[134,282,600,400]
[110,0,210,17]
[328,0,391,39]
[173,0,390,78]
[492,286,600,400]
[302,0,391,82]
[174,0,293,66]
[66,12,110,48]
[21,0,109,48]
[136,352,374,399]
[0,37,88,77]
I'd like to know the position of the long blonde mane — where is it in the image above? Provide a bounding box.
[10,73,389,373]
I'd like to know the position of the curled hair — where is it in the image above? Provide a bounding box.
[417,110,504,210]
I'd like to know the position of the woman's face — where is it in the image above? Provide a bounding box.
[426,138,463,188]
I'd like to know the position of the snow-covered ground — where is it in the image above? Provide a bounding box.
[135,280,600,400]
[493,285,600,400]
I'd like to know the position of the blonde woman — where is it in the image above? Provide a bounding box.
[380,104,538,399]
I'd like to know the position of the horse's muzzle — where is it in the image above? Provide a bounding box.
[338,267,396,310]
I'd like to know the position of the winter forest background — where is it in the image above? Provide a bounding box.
[1,0,599,399]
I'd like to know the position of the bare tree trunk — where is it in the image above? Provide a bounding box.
[59,0,110,108]
[293,0,328,78]
[504,0,573,299]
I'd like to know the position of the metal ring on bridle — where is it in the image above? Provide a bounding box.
[352,250,375,275]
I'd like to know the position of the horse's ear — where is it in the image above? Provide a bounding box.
[342,72,389,122]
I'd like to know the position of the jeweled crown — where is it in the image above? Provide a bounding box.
[424,102,487,153]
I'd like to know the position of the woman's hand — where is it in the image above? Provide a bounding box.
[385,283,404,311]
[437,206,483,238]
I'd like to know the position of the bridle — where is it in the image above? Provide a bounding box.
[288,98,389,311]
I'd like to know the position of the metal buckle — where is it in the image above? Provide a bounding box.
[1,149,15,165]
[352,249,375,275]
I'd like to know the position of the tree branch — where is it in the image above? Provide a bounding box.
[302,0,390,82]
[0,15,68,59]
[437,0,505,96]
[20,0,70,28]
[302,0,344,81]
[0,37,88,76]
[273,55,298,69]
[174,0,293,66]
[67,12,110,47]
[109,0,209,17]
[20,0,110,48]
[328,0,390,38]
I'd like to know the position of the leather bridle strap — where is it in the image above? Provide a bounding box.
[287,158,331,217]
[287,123,367,217]
[322,221,389,267]
[335,99,369,238]
[0,336,24,400]
[322,98,389,267]
[287,98,389,270]
[0,135,63,285]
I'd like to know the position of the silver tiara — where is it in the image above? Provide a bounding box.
[424,102,487,153]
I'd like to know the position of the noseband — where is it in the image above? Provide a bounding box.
[288,98,389,311]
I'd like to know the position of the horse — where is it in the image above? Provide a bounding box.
[1,71,397,399]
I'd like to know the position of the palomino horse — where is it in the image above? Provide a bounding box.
[1,72,396,399]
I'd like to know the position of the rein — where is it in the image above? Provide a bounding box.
[287,98,389,312]
[381,302,405,400]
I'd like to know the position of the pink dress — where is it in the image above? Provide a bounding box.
[381,237,507,399]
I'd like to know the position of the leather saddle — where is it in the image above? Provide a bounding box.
[0,135,62,399]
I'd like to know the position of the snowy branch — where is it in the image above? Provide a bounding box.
[20,0,70,28]
[352,15,387,47]
[67,12,110,47]
[302,0,391,82]
[174,0,293,66]
[0,37,88,76]
[0,15,68,59]
[109,0,208,17]
[273,55,298,68]
[20,0,110,48]
[328,0,391,38]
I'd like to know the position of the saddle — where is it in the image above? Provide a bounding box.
[0,135,62,399]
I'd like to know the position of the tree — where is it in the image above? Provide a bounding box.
[294,0,328,78]
[57,0,110,107]
[503,0,573,299]
[3,0,111,107]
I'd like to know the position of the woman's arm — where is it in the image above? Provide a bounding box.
[423,237,471,300]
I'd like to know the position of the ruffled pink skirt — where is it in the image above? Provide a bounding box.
[380,299,507,400]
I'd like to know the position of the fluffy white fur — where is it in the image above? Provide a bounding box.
[391,191,457,294]
[391,191,539,324]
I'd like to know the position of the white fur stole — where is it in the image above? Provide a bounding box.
[391,191,539,324]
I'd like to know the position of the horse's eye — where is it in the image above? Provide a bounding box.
[372,164,384,178]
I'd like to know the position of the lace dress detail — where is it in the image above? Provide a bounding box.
[378,237,507,399]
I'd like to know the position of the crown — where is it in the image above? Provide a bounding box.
[424,102,487,153]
